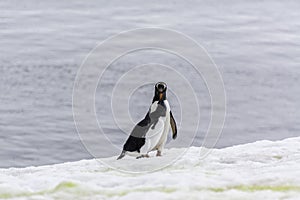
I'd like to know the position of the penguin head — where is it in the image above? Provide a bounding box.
[153,82,167,102]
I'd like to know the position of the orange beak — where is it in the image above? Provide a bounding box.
[159,93,163,100]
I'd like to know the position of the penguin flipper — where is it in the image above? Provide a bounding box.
[117,150,126,160]
[170,111,177,139]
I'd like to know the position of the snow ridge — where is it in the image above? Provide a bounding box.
[0,137,299,200]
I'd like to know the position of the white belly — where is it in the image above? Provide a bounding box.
[140,100,171,154]
[153,112,170,150]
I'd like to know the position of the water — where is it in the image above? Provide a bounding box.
[0,0,300,168]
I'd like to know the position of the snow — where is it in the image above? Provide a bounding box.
[0,137,299,200]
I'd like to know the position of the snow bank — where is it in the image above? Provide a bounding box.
[0,137,299,200]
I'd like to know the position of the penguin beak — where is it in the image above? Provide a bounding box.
[159,93,163,100]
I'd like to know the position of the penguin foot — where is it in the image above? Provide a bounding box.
[156,150,162,157]
[136,154,149,159]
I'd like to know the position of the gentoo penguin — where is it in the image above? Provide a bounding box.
[117,82,177,159]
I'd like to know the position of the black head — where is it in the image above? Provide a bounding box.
[152,82,167,102]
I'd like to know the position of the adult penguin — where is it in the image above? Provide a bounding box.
[117,82,177,159]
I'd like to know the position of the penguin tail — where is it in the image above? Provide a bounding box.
[117,150,126,160]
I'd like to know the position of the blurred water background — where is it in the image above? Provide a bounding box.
[0,0,299,168]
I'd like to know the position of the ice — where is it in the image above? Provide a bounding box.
[0,137,299,199]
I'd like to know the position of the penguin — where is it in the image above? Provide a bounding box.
[117,82,177,160]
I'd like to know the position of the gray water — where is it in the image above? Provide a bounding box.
[1,0,300,168]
